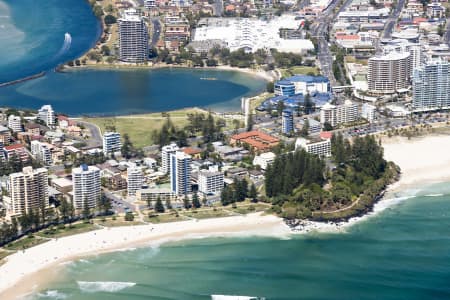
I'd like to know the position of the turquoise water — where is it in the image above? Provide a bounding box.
[31,183,450,299]
[0,0,266,115]
[0,0,100,84]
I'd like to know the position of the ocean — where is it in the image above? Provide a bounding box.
[29,182,450,299]
[0,0,266,115]
[0,0,100,84]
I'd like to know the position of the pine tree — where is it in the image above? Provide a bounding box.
[249,183,257,202]
[165,199,172,210]
[155,196,165,213]
[192,193,201,208]
[183,195,191,209]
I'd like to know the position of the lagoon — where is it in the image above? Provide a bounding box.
[0,68,267,115]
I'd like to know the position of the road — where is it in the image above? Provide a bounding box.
[445,18,450,47]
[76,120,103,149]
[212,0,223,16]
[150,18,161,47]
[382,0,406,39]
[310,0,353,86]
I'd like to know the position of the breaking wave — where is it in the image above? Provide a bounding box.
[77,281,136,293]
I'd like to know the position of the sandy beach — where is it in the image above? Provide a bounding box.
[2,134,450,298]
[0,213,289,299]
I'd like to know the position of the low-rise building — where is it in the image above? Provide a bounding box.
[136,187,177,203]
[295,137,331,157]
[198,170,224,194]
[320,100,360,127]
[230,130,280,153]
[8,115,22,133]
[253,152,276,170]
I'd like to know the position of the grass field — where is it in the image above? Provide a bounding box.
[36,222,98,239]
[4,235,50,251]
[281,66,320,78]
[83,108,207,148]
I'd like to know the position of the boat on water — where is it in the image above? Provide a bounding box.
[200,77,218,80]
[211,295,265,300]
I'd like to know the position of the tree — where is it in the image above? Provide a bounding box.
[165,199,172,210]
[249,183,257,202]
[192,193,201,208]
[101,45,111,56]
[183,195,191,209]
[155,196,165,213]
[246,114,254,132]
[300,119,309,137]
[276,101,285,117]
[304,93,314,114]
[125,212,134,221]
[266,81,275,93]
[323,122,333,131]
[104,14,117,25]
[82,199,91,220]
[121,134,134,159]
[59,198,70,222]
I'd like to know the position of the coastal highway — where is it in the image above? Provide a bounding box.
[382,0,406,39]
[150,18,161,47]
[310,0,354,86]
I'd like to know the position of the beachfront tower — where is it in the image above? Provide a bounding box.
[30,141,52,165]
[118,9,149,63]
[161,143,179,173]
[413,59,450,112]
[38,105,55,127]
[170,151,191,195]
[9,167,48,216]
[103,132,122,156]
[282,110,294,134]
[127,167,144,196]
[72,165,101,210]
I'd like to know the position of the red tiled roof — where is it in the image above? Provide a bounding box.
[5,144,25,151]
[182,147,202,155]
[231,130,279,143]
[320,131,333,140]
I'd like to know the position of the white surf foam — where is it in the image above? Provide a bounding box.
[77,281,136,293]
[37,290,68,299]
[211,295,262,300]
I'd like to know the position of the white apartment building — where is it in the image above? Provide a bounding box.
[361,103,376,122]
[253,152,276,170]
[72,165,101,210]
[144,0,157,8]
[161,143,179,173]
[9,167,48,216]
[198,170,224,194]
[413,59,450,111]
[118,9,149,63]
[31,140,52,165]
[320,100,359,127]
[367,51,411,94]
[170,151,191,195]
[295,138,331,157]
[8,115,22,132]
[127,167,144,196]
[38,105,55,127]
[136,187,176,203]
[103,132,121,156]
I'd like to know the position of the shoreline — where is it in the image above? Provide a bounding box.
[60,62,276,82]
[289,133,450,234]
[1,134,450,297]
[0,213,290,299]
